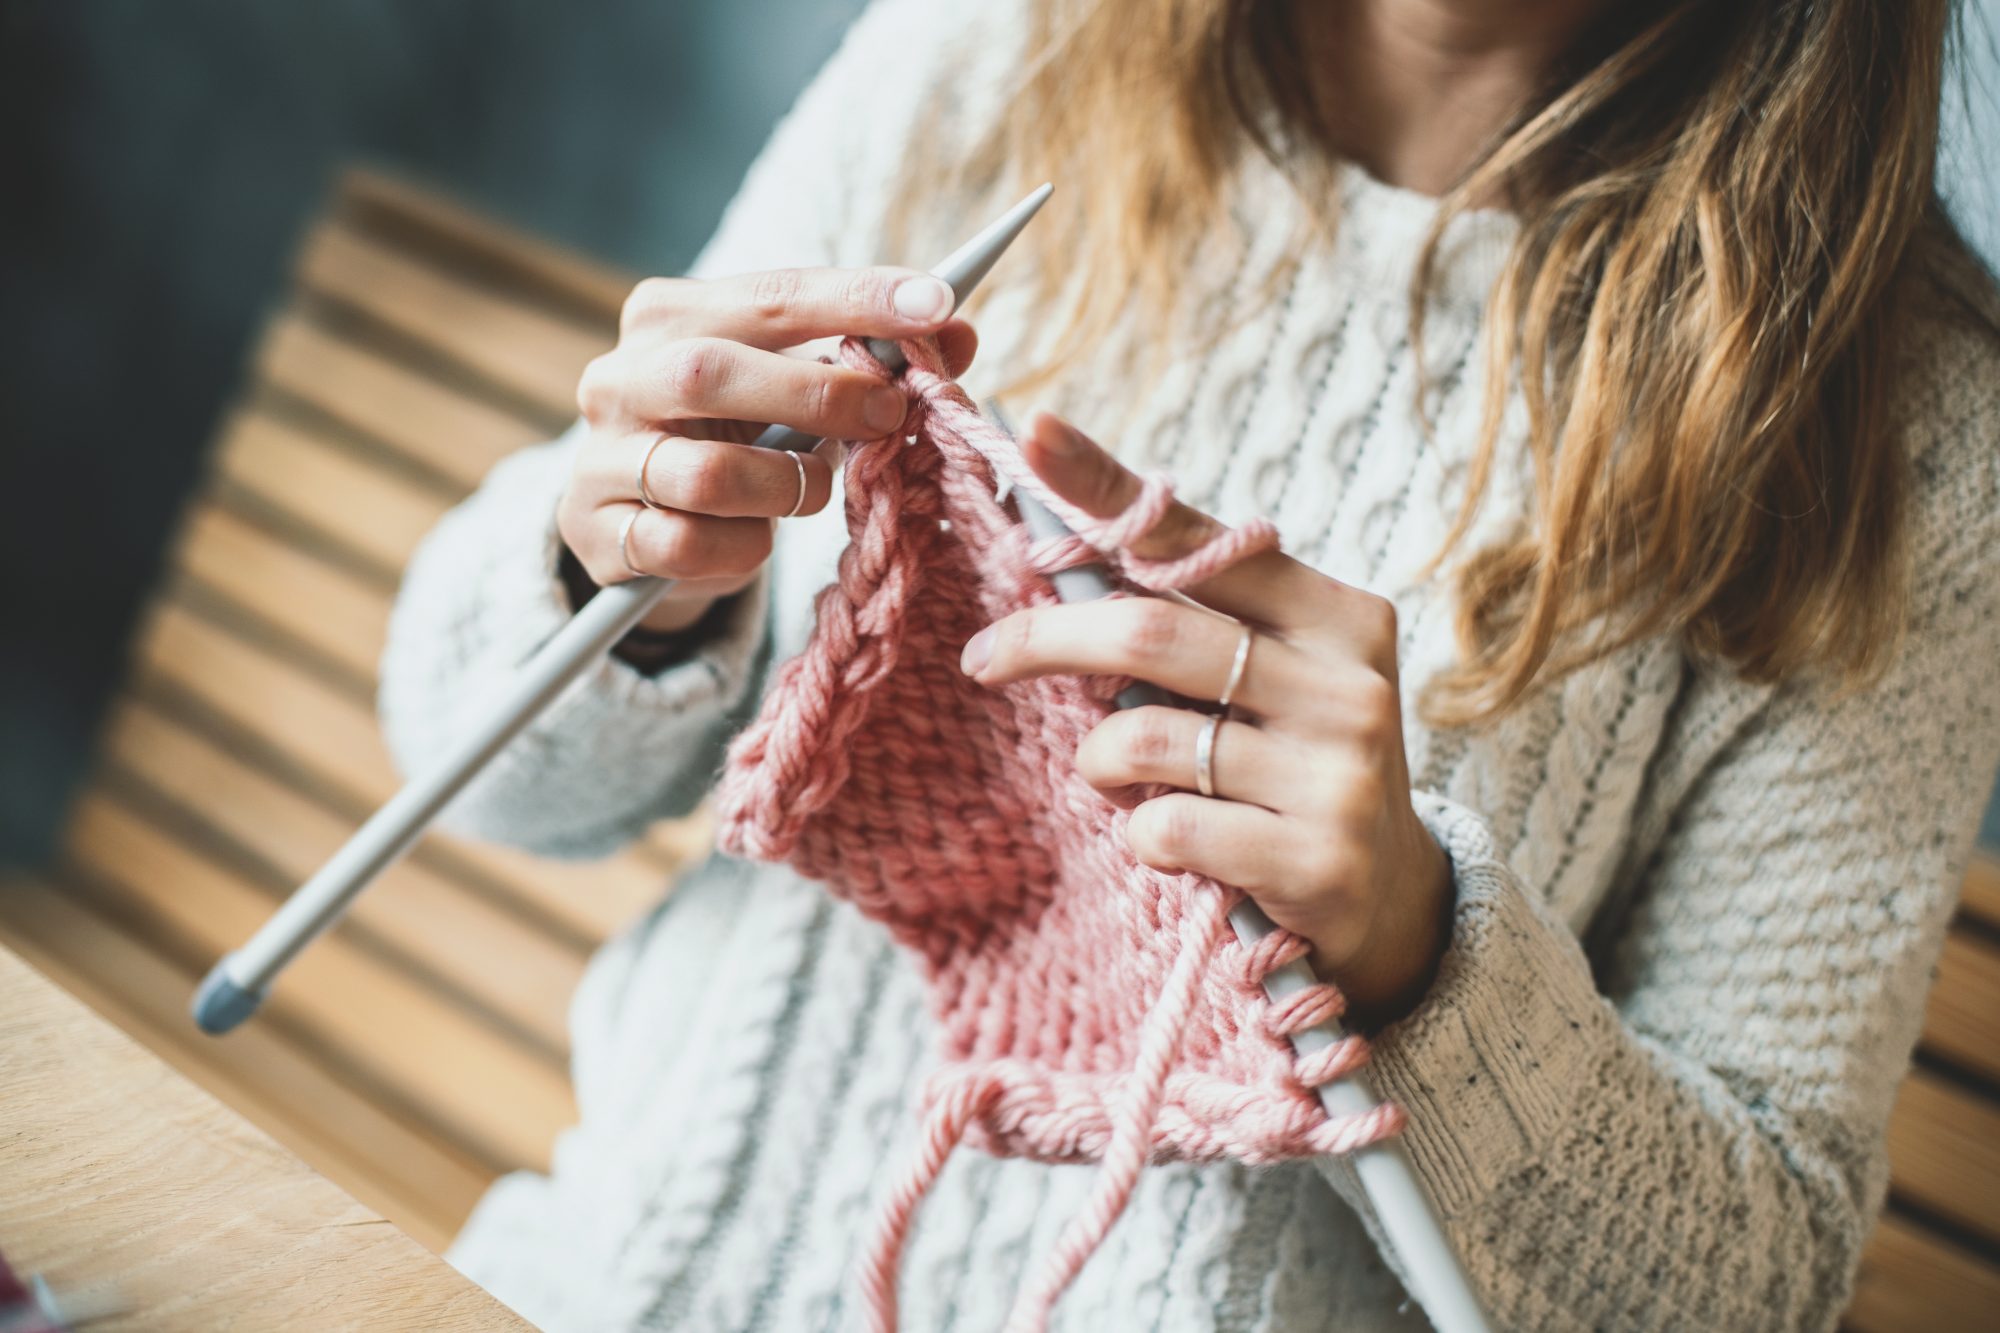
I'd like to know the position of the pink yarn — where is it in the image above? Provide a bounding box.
[714,335,1403,1333]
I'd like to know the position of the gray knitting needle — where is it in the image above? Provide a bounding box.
[190,184,1053,1035]
[996,412,1491,1333]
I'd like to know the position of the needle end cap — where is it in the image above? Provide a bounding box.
[193,961,264,1035]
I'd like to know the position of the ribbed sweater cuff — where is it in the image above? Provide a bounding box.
[449,432,770,739]
[1361,791,1610,1217]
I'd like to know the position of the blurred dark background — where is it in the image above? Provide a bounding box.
[0,0,866,864]
[0,0,1995,868]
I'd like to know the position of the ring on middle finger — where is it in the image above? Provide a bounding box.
[637,432,672,510]
[1194,713,1222,798]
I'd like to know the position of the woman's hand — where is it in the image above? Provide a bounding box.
[561,267,979,631]
[962,412,1454,1028]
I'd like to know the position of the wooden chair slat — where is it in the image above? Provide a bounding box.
[0,877,491,1251]
[1885,1069,2000,1244]
[215,409,448,579]
[177,505,386,685]
[101,700,583,1055]
[59,790,577,1172]
[255,314,544,494]
[133,599,670,942]
[296,219,609,421]
[334,168,633,322]
[1846,1213,2000,1333]
[136,599,388,802]
[1924,930,2000,1084]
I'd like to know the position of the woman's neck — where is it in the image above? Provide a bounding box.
[1304,0,1608,197]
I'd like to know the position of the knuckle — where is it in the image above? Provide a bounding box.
[555,487,591,550]
[675,451,734,514]
[1125,711,1180,768]
[1345,674,1400,745]
[575,353,619,421]
[747,267,806,322]
[666,337,731,410]
[843,268,889,313]
[1355,593,1399,658]
[1118,601,1184,663]
[619,276,677,334]
[803,371,843,432]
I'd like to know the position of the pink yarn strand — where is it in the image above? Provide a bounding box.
[860,1073,999,1333]
[1003,890,1236,1333]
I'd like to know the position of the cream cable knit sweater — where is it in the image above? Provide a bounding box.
[379,3,2000,1329]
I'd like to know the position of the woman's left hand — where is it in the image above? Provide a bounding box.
[960,412,1455,1029]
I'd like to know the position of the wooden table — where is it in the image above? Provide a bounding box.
[0,944,530,1331]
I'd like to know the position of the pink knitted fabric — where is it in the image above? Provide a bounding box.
[714,336,1403,1332]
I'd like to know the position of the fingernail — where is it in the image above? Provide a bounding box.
[1038,414,1080,456]
[893,275,954,323]
[863,386,907,433]
[960,626,995,676]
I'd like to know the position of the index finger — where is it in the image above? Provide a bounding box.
[662,266,958,351]
[1019,411,1346,637]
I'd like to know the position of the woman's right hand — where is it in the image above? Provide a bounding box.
[560,266,980,631]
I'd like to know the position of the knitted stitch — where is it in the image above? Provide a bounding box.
[714,337,1402,1332]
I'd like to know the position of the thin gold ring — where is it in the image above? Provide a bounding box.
[617,506,648,577]
[1194,713,1222,798]
[782,449,809,519]
[1217,624,1254,713]
[637,433,671,510]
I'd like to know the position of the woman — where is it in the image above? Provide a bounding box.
[381,0,2000,1328]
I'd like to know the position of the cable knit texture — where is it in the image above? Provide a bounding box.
[713,336,1395,1331]
[375,2,2000,1329]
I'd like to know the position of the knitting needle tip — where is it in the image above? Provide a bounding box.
[935,183,1053,308]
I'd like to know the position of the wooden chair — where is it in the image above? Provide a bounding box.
[0,168,1991,1327]
[0,168,703,1253]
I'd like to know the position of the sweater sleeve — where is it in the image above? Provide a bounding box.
[376,0,975,859]
[1315,298,2000,1329]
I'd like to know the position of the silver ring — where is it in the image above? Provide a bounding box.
[1194,714,1221,798]
[1217,624,1254,713]
[637,433,671,510]
[618,506,647,577]
[782,449,809,519]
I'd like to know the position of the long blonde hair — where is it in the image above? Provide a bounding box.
[916,0,1987,724]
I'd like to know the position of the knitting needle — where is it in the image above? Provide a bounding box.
[997,414,1492,1333]
[190,184,1053,1036]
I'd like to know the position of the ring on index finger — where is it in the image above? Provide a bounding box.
[782,450,809,518]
